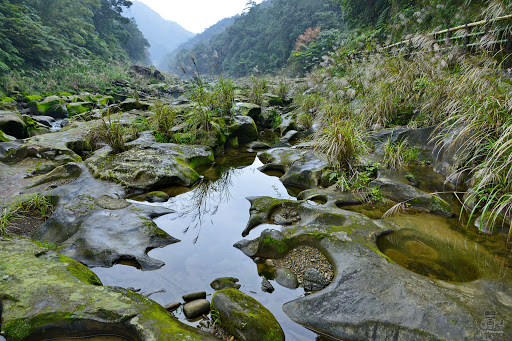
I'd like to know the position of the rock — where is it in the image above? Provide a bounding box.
[210,277,241,291]
[31,115,55,128]
[33,163,179,270]
[153,69,165,81]
[258,147,328,190]
[183,299,211,319]
[130,64,152,77]
[0,239,218,340]
[370,169,454,216]
[212,289,285,341]
[246,141,271,152]
[303,268,330,291]
[183,292,207,302]
[227,115,258,144]
[278,113,297,135]
[117,98,150,112]
[261,278,275,293]
[474,211,509,235]
[233,238,259,257]
[67,102,94,117]
[262,93,284,107]
[146,191,170,203]
[27,162,82,189]
[0,111,27,139]
[280,129,298,143]
[164,302,181,311]
[238,195,512,341]
[235,102,261,119]
[85,131,214,190]
[29,96,67,119]
[275,268,299,289]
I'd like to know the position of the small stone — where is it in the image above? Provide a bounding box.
[265,259,275,267]
[275,268,299,289]
[199,320,209,328]
[210,277,241,291]
[183,291,207,301]
[164,302,181,311]
[183,299,210,319]
[261,278,275,293]
[146,191,170,203]
[303,268,330,291]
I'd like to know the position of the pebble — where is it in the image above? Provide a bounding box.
[183,299,210,319]
[183,291,207,301]
[261,278,275,293]
[272,246,334,288]
[164,302,181,311]
[275,268,299,289]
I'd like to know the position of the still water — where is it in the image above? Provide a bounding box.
[93,148,326,340]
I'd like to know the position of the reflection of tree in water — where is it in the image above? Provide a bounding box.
[169,165,242,243]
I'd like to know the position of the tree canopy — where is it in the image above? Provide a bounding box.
[0,0,149,74]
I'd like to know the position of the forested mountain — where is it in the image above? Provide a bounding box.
[163,15,238,72]
[0,0,148,75]
[122,1,194,68]
[172,0,344,77]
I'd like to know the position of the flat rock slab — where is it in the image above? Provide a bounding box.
[33,163,178,270]
[238,196,512,341]
[86,131,214,190]
[258,147,328,190]
[0,238,217,341]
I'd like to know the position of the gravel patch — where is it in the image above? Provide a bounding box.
[272,245,334,288]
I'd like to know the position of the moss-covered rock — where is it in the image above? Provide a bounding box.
[146,191,170,203]
[0,111,26,139]
[210,277,241,291]
[85,131,214,190]
[29,96,67,119]
[0,238,218,340]
[211,288,285,341]
[66,102,94,117]
[226,115,258,144]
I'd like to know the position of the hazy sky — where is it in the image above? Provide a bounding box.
[136,0,264,33]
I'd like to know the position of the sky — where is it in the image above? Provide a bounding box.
[135,0,264,33]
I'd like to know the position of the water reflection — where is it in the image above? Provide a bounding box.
[93,150,323,339]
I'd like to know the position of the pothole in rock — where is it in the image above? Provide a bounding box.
[270,205,301,225]
[259,245,334,291]
[305,195,327,206]
[377,229,480,282]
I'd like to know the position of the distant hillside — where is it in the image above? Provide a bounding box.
[172,0,344,77]
[163,15,238,73]
[123,1,195,68]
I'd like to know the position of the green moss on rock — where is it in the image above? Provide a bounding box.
[212,288,285,341]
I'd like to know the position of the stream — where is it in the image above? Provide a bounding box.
[92,148,329,340]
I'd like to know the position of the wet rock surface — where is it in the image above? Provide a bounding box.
[210,277,241,291]
[0,238,218,341]
[274,268,299,289]
[237,195,512,341]
[33,163,179,270]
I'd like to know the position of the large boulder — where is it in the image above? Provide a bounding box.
[227,115,258,144]
[85,131,214,190]
[212,288,285,341]
[29,95,67,119]
[237,195,512,341]
[0,111,27,139]
[258,147,329,190]
[33,163,178,269]
[0,238,217,340]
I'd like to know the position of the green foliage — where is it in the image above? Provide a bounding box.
[32,240,58,251]
[314,117,369,172]
[0,0,147,78]
[0,194,56,236]
[272,78,290,99]
[383,138,419,170]
[174,0,344,76]
[88,108,128,153]
[248,77,268,106]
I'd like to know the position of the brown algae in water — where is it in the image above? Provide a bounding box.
[377,229,480,282]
